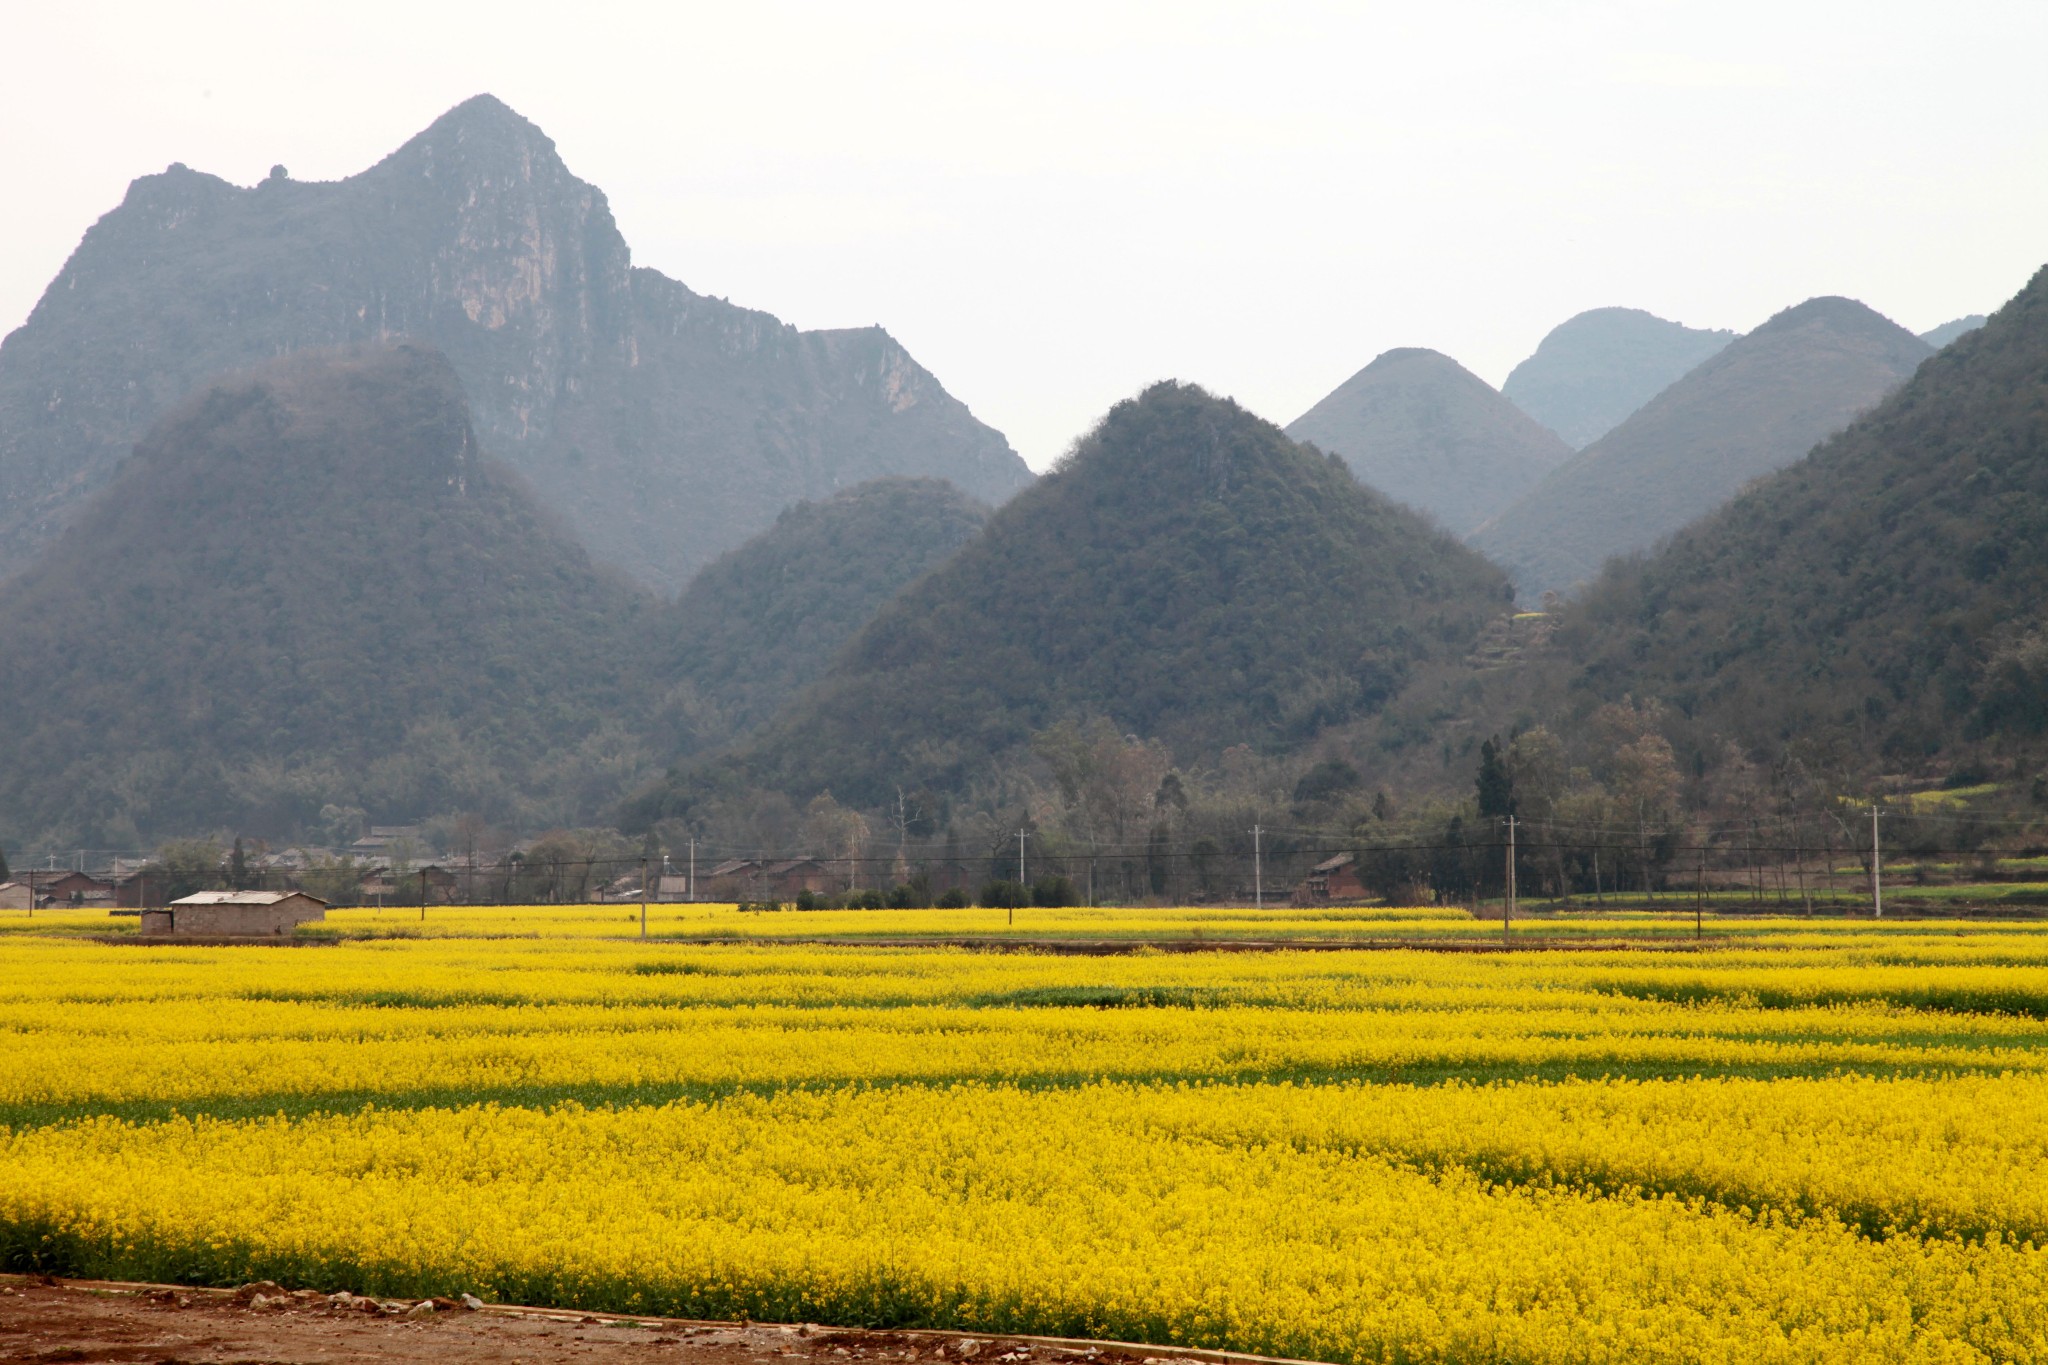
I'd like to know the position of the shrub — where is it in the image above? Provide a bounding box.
[977,879,1027,909]
[1030,875,1076,908]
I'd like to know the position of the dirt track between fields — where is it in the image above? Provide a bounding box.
[0,1275,1321,1365]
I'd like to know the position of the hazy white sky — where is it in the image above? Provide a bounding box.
[2,1,2042,468]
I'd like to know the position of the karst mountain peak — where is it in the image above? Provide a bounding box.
[0,95,1029,594]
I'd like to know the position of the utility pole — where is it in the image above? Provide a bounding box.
[1696,839,1706,941]
[419,868,427,922]
[1014,830,1027,928]
[688,838,696,902]
[640,857,649,939]
[1251,825,1264,909]
[1870,805,1884,918]
[1503,816,1516,943]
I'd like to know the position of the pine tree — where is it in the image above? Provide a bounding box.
[1476,736,1515,820]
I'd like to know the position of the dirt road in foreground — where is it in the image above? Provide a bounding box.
[0,1275,1310,1365]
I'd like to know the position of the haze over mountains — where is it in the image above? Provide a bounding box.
[0,83,2032,855]
[1554,265,2048,768]
[1502,308,1736,449]
[644,382,1513,816]
[0,94,1029,593]
[0,344,655,846]
[1284,348,1571,533]
[1472,297,1933,602]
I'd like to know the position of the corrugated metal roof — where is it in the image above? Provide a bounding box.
[168,890,329,907]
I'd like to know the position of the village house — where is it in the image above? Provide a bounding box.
[701,858,839,901]
[1293,852,1368,905]
[3,869,117,908]
[142,890,328,937]
[36,870,116,906]
[349,826,423,861]
[0,882,30,910]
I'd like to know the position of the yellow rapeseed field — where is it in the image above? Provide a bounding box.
[3,908,2047,1363]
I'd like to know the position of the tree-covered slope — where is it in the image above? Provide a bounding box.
[0,343,657,847]
[1502,307,1735,449]
[1473,298,1933,602]
[1284,348,1571,533]
[1554,264,2048,768]
[654,478,989,754]
[0,95,1029,594]
[652,382,1513,810]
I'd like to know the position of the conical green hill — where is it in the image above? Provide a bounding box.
[654,477,990,755]
[0,342,653,846]
[664,381,1513,809]
[1554,264,2048,768]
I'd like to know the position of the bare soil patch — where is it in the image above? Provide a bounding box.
[0,1275,1311,1365]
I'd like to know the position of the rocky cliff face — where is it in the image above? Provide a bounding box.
[0,95,1030,592]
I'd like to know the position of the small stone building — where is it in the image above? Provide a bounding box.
[143,890,328,936]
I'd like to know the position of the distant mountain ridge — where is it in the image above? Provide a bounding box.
[1553,265,2048,769]
[1503,307,1735,449]
[0,343,657,847]
[0,94,1030,593]
[1472,296,1933,602]
[644,382,1514,814]
[1921,315,1988,349]
[1284,348,1572,533]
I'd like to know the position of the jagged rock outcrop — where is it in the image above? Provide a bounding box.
[0,95,1030,592]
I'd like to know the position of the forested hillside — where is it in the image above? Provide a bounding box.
[0,95,1029,593]
[1553,265,2048,773]
[1502,307,1734,448]
[645,382,1514,813]
[1473,298,1932,601]
[654,478,989,755]
[0,343,656,847]
[1284,348,1571,533]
